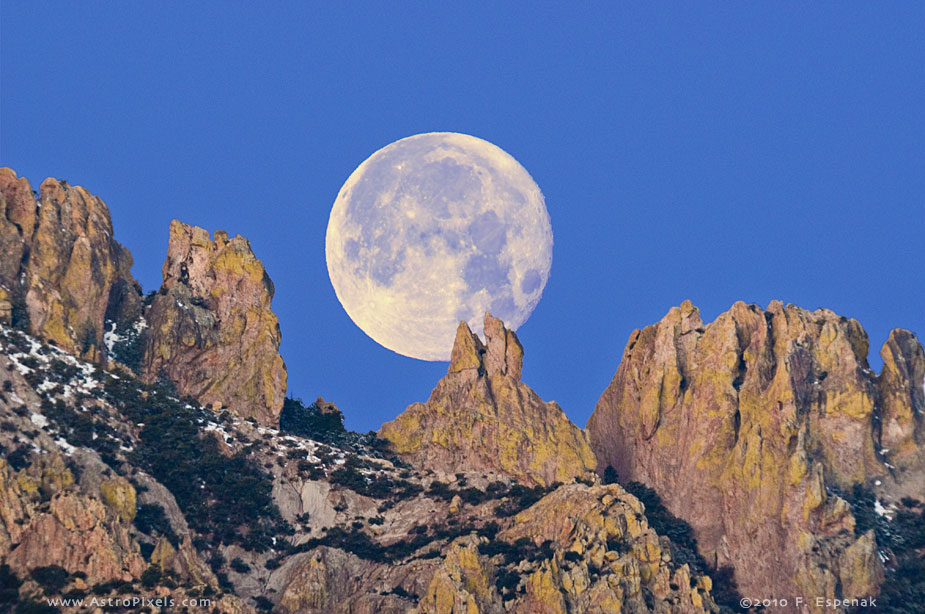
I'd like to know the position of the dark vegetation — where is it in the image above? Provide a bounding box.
[279,397,407,469]
[0,564,21,608]
[478,537,556,601]
[294,526,429,563]
[605,469,746,612]
[327,454,423,500]
[101,375,292,552]
[39,397,123,468]
[296,517,500,565]
[623,481,704,571]
[30,566,69,594]
[104,317,146,373]
[0,564,64,613]
[133,503,180,547]
[492,482,558,517]
[843,488,925,614]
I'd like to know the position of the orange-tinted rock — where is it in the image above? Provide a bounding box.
[0,168,141,358]
[7,492,145,584]
[380,313,595,487]
[142,220,287,425]
[587,301,923,607]
[878,329,925,467]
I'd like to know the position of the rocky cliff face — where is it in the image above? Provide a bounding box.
[142,220,287,425]
[0,168,140,360]
[380,314,597,487]
[1,323,721,613]
[414,483,717,614]
[5,168,922,613]
[587,300,924,607]
[0,169,288,426]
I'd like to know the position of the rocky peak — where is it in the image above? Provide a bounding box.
[0,168,140,360]
[448,313,523,379]
[878,329,925,466]
[142,220,287,425]
[380,313,595,486]
[587,300,924,607]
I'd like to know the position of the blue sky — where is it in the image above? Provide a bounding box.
[2,4,923,432]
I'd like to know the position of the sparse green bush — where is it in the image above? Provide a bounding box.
[30,565,69,594]
[140,565,162,588]
[102,375,291,552]
[134,503,180,547]
[230,558,251,573]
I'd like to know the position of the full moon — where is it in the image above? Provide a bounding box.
[325,132,552,361]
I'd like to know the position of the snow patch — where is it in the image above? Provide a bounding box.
[55,437,77,455]
[874,499,894,520]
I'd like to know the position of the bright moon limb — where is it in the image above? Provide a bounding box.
[326,132,552,361]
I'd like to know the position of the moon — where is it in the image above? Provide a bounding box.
[325,132,552,361]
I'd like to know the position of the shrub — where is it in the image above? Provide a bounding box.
[624,482,704,570]
[134,503,180,547]
[0,564,22,607]
[140,565,162,588]
[279,397,345,441]
[230,558,251,573]
[30,566,69,594]
[102,376,291,552]
[278,397,399,461]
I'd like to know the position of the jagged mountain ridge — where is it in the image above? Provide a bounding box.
[1,168,923,613]
[588,300,925,612]
[1,169,723,613]
[0,324,719,613]
[0,168,287,425]
[380,314,597,487]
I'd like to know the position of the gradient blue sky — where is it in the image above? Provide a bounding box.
[3,4,923,432]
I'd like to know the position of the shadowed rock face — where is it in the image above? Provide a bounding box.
[142,220,287,425]
[587,300,924,607]
[380,313,596,487]
[413,483,717,614]
[2,325,720,614]
[0,168,141,359]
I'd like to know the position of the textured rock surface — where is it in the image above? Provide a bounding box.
[3,322,722,612]
[0,451,145,587]
[878,329,925,469]
[380,313,596,486]
[142,220,287,424]
[0,168,141,358]
[587,300,923,607]
[415,484,717,614]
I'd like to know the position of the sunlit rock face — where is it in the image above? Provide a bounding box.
[326,132,553,361]
[142,220,287,425]
[0,168,141,360]
[587,301,924,608]
[379,313,596,486]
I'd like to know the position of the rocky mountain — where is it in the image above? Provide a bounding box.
[0,169,141,362]
[0,169,287,426]
[587,301,924,611]
[380,314,596,487]
[141,220,287,425]
[1,169,922,614]
[0,323,719,613]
